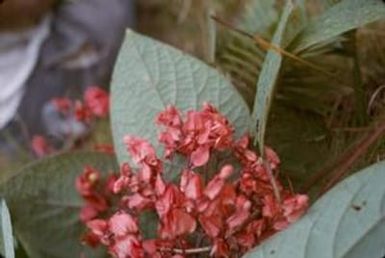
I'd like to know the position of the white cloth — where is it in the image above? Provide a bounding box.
[0,16,51,129]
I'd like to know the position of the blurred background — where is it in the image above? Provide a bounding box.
[2,0,385,193]
[0,0,245,172]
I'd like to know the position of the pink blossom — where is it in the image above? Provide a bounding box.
[204,165,233,200]
[156,105,182,128]
[80,205,99,222]
[86,219,108,239]
[31,135,53,158]
[124,136,158,166]
[51,97,72,115]
[226,196,251,231]
[84,86,109,117]
[109,212,139,237]
[282,194,308,223]
[199,214,222,238]
[159,209,197,239]
[190,145,210,167]
[76,166,101,196]
[265,146,280,169]
[180,170,203,200]
[75,100,93,123]
[110,235,143,258]
[124,193,152,211]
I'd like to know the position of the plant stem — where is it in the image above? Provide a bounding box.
[263,160,281,203]
[160,246,211,254]
[211,15,337,79]
[321,120,385,192]
[160,211,261,256]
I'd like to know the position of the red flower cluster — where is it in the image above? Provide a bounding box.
[77,104,308,258]
[31,86,110,158]
[156,104,232,167]
[76,166,117,224]
[52,86,109,123]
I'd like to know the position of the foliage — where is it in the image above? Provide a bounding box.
[251,0,294,152]
[1,0,385,257]
[0,152,117,258]
[110,30,251,168]
[0,199,14,258]
[244,161,385,258]
[216,0,385,188]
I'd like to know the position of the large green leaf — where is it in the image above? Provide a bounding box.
[244,161,385,258]
[251,1,294,152]
[110,30,251,165]
[0,152,118,258]
[292,0,385,53]
[0,199,14,258]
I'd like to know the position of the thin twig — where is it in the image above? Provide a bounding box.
[211,15,337,79]
[263,160,282,203]
[367,84,385,115]
[301,120,385,193]
[331,127,370,133]
[160,246,211,254]
[159,210,261,255]
[321,120,385,193]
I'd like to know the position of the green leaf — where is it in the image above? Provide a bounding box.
[0,199,15,258]
[243,161,385,258]
[251,0,294,152]
[0,152,118,258]
[238,0,278,36]
[110,30,251,166]
[292,0,385,53]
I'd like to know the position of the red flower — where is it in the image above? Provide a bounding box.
[211,239,229,258]
[156,105,182,128]
[82,231,102,247]
[51,97,72,115]
[86,219,109,243]
[104,174,118,195]
[190,145,210,167]
[109,212,139,237]
[110,235,143,258]
[180,170,203,200]
[84,86,110,118]
[282,194,308,223]
[124,136,158,166]
[156,103,233,167]
[199,214,222,238]
[262,195,281,219]
[76,166,101,196]
[226,195,251,231]
[124,193,153,211]
[204,165,233,200]
[265,147,280,170]
[159,209,197,239]
[31,135,53,158]
[75,100,93,123]
[80,205,99,222]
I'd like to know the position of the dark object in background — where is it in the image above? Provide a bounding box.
[0,0,135,155]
